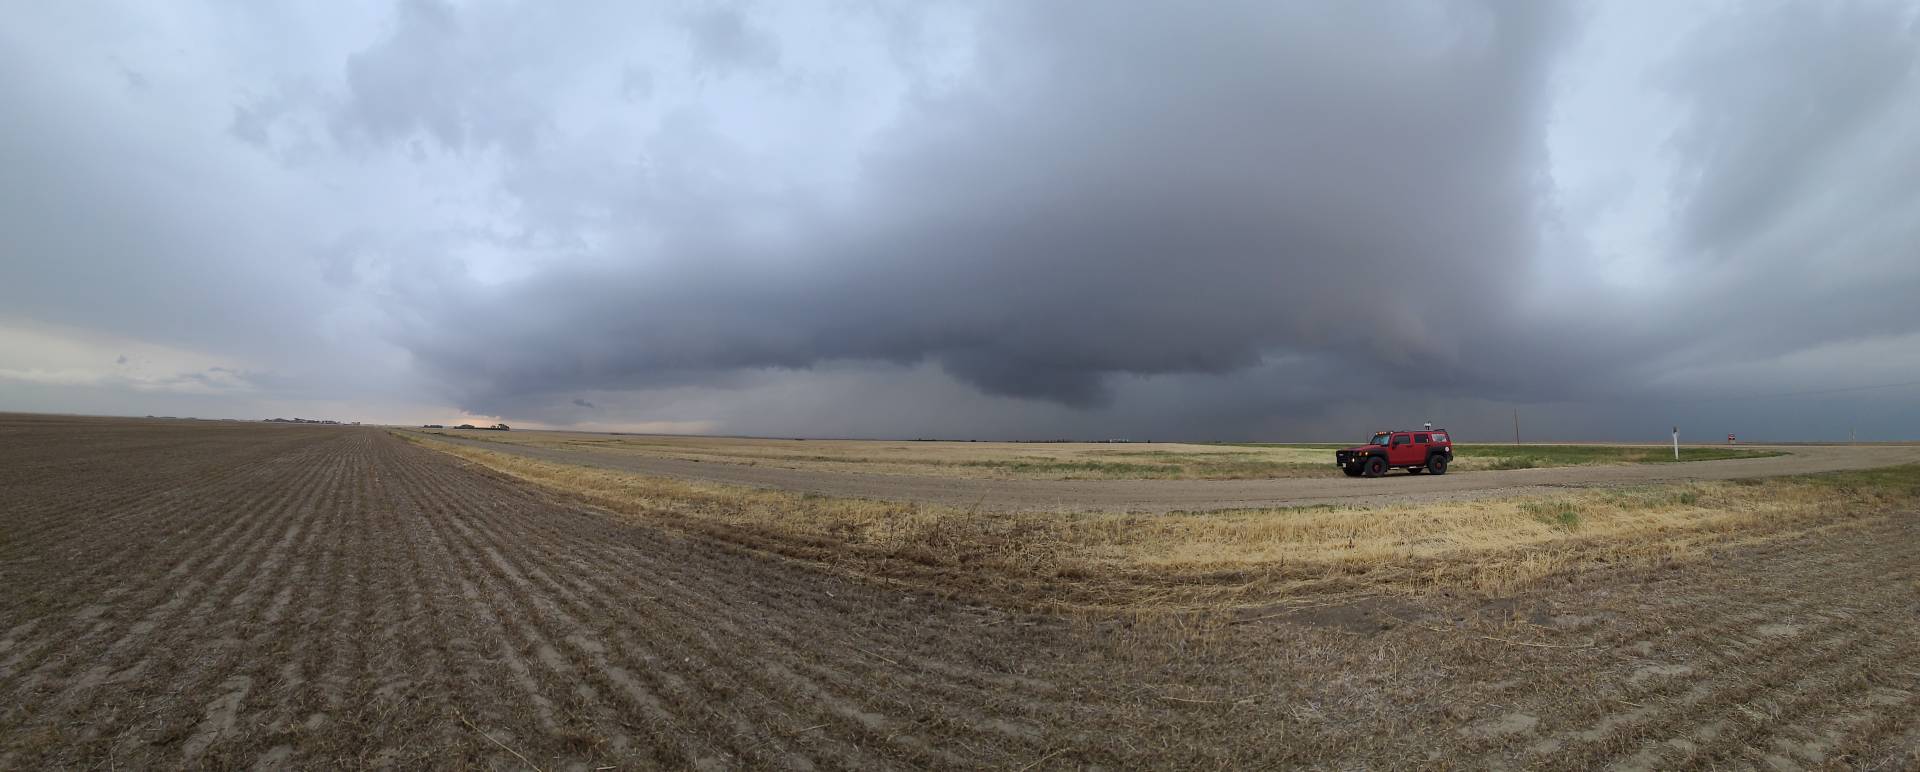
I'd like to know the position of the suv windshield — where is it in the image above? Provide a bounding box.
[1370,433,1390,446]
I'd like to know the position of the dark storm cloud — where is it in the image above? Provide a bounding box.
[1647,2,1920,368]
[391,1,1574,411]
[1666,3,1917,256]
[6,1,1920,439]
[680,4,780,74]
[333,0,547,154]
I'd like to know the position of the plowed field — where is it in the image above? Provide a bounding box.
[3,415,1917,768]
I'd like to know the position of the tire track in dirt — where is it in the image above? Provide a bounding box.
[256,440,370,767]
[0,427,318,559]
[578,539,1071,761]
[5,435,326,601]
[1459,514,1920,770]
[0,437,342,728]
[0,428,316,549]
[6,417,1917,768]
[1821,686,1920,768]
[316,439,450,768]
[423,444,1074,701]
[393,447,705,767]
[343,446,468,767]
[405,437,752,766]
[220,456,341,769]
[0,432,349,767]
[407,441,1080,764]
[1636,536,1920,769]
[1491,601,1855,761]
[40,458,335,756]
[384,435,849,768]
[1673,625,1915,768]
[89,436,349,765]
[514,499,1176,763]
[0,436,320,624]
[389,429,1073,767]
[464,511,947,762]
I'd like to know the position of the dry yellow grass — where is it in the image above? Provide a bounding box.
[423,428,1337,478]
[423,428,1776,480]
[402,432,1916,609]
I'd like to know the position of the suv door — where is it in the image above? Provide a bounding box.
[1389,433,1418,465]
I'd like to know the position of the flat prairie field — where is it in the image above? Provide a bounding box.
[4,414,1919,769]
[418,428,1781,480]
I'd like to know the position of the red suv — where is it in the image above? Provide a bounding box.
[1336,429,1452,477]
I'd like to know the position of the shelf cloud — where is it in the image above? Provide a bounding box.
[3,1,1918,439]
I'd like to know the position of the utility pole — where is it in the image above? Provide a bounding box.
[1513,409,1521,446]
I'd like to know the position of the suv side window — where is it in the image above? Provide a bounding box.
[1414,433,1431,443]
[1433,432,1448,443]
[1392,433,1410,446]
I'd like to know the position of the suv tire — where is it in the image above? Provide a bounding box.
[1362,456,1388,478]
[1427,455,1449,475]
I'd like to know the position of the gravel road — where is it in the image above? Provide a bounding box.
[412,433,1920,512]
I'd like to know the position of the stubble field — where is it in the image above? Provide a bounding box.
[418,428,1780,480]
[3,414,1918,769]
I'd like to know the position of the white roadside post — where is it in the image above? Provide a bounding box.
[1672,426,1679,461]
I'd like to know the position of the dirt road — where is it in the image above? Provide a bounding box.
[415,432,1920,512]
[4,416,1917,768]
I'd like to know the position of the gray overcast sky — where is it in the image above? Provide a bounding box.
[3,1,1918,441]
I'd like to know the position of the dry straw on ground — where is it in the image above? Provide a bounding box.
[402,433,1916,609]
[424,430,1340,478]
[423,429,1776,480]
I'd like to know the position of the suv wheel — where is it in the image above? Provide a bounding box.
[1427,455,1449,475]
[1362,456,1388,478]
